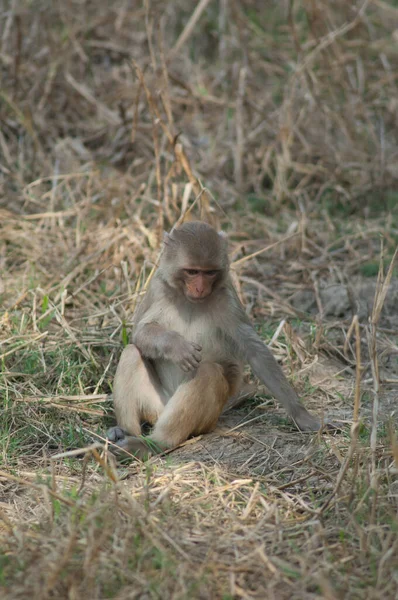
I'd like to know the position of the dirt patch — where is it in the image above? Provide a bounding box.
[291,280,398,327]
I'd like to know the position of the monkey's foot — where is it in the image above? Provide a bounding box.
[106,426,126,443]
[222,383,258,413]
[112,436,152,460]
[106,428,164,460]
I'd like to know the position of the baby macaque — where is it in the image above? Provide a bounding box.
[107,221,322,458]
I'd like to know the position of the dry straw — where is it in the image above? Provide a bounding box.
[0,0,397,598]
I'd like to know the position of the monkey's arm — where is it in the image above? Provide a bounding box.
[133,323,202,372]
[236,321,321,431]
[131,280,201,371]
[133,322,174,359]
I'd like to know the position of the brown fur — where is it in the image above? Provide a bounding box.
[113,345,230,449]
[108,221,323,459]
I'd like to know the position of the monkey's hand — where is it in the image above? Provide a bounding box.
[291,404,321,431]
[292,406,340,432]
[133,324,201,370]
[167,334,202,372]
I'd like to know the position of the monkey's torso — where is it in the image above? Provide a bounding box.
[136,284,243,398]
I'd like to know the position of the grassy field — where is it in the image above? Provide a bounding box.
[0,1,397,598]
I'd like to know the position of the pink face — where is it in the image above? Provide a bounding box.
[182,268,219,301]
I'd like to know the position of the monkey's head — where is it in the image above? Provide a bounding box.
[160,221,229,303]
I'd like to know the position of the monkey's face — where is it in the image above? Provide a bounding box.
[161,221,229,303]
[181,268,219,303]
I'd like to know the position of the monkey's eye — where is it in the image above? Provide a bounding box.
[184,269,199,276]
[205,270,218,277]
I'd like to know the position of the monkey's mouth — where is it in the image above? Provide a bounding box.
[185,294,210,303]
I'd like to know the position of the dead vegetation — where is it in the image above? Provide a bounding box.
[0,1,397,598]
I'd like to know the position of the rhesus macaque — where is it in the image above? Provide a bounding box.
[107,221,323,458]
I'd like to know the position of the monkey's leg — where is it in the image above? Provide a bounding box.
[149,362,230,449]
[110,362,231,460]
[222,382,257,413]
[110,344,166,440]
[221,362,243,398]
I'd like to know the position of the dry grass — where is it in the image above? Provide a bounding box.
[0,1,397,598]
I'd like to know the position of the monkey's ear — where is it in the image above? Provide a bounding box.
[218,231,228,240]
[163,229,177,247]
